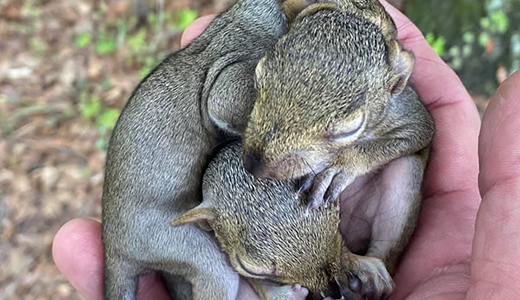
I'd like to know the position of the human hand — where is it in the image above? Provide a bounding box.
[375,2,520,299]
[53,2,520,299]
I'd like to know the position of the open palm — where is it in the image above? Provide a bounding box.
[52,2,520,299]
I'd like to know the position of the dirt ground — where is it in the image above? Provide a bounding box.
[0,0,489,299]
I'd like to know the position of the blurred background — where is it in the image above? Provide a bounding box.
[0,0,518,299]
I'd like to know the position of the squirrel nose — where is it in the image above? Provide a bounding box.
[244,153,270,178]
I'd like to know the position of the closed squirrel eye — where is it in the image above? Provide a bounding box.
[325,113,365,143]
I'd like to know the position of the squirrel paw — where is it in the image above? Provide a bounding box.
[340,257,394,300]
[304,168,354,210]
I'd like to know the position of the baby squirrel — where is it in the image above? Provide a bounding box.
[242,0,435,276]
[172,142,394,300]
[101,0,289,299]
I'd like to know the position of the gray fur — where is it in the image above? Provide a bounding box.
[101,0,288,299]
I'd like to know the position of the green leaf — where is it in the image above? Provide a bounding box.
[449,46,460,58]
[101,78,112,90]
[79,97,102,120]
[462,44,473,58]
[127,28,148,54]
[96,138,108,150]
[76,32,92,48]
[491,10,509,33]
[29,37,47,54]
[479,32,490,47]
[177,9,197,30]
[148,13,158,27]
[96,33,117,55]
[463,32,475,44]
[425,33,446,56]
[450,57,463,70]
[139,56,160,79]
[97,109,120,133]
[480,17,491,29]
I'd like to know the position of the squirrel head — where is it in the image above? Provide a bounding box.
[243,3,414,180]
[170,143,299,281]
[170,200,283,281]
[171,142,343,292]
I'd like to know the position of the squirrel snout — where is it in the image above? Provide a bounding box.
[244,153,270,179]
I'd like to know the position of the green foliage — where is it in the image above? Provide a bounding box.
[426,33,446,56]
[96,32,117,55]
[97,109,120,134]
[164,9,198,30]
[463,32,476,44]
[480,17,491,29]
[29,37,47,54]
[139,55,163,79]
[101,78,112,90]
[177,9,198,30]
[96,138,109,150]
[490,10,509,33]
[76,32,92,49]
[21,0,41,18]
[127,28,148,54]
[79,92,102,120]
[478,32,490,47]
[78,91,119,135]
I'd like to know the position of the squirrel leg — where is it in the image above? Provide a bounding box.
[305,167,355,211]
[248,279,309,300]
[365,151,427,274]
[104,259,139,300]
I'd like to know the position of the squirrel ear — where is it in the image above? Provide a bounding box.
[171,207,216,227]
[282,0,337,22]
[388,41,414,95]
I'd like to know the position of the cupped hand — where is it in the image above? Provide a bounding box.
[52,2,520,299]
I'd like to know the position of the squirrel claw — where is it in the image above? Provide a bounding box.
[324,171,354,204]
[297,174,315,194]
[307,168,352,210]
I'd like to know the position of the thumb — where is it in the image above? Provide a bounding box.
[469,70,520,299]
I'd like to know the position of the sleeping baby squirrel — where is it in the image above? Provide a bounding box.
[101,0,289,299]
[172,142,394,300]
[242,0,434,276]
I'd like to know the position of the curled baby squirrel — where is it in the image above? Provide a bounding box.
[172,142,394,300]
[101,0,289,299]
[243,0,434,280]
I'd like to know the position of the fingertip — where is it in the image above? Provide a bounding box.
[479,70,520,195]
[181,15,217,48]
[53,218,104,300]
[470,70,520,299]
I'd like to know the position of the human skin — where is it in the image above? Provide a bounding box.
[52,2,520,299]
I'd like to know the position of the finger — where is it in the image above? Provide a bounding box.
[469,70,520,299]
[380,0,481,197]
[181,15,217,48]
[52,219,171,300]
[378,2,482,298]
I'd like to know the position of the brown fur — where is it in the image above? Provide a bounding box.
[173,142,394,299]
[242,0,434,287]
